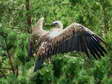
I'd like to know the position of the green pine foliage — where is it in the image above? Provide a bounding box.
[0,0,112,84]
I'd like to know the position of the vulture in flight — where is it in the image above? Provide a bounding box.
[29,17,107,72]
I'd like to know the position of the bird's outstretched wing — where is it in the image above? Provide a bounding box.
[34,23,107,72]
[28,17,48,57]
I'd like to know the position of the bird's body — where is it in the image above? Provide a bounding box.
[29,17,107,72]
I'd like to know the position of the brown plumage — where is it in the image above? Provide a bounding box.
[29,17,107,72]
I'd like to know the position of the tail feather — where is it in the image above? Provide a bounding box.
[34,59,44,72]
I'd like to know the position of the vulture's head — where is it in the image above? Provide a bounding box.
[51,21,63,29]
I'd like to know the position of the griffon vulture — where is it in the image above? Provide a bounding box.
[29,17,107,72]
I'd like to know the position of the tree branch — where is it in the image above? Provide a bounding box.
[4,38,16,75]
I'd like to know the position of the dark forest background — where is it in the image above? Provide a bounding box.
[0,0,112,84]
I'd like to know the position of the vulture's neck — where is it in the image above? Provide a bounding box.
[51,28,63,31]
[52,25,63,31]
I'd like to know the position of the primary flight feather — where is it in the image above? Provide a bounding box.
[29,17,107,72]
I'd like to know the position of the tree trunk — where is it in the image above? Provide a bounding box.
[26,0,32,33]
